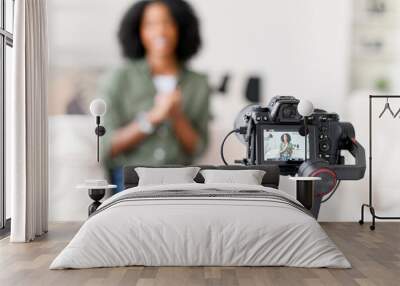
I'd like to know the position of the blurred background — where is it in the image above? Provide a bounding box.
[47,0,400,221]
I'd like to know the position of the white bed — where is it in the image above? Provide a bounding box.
[50,183,350,269]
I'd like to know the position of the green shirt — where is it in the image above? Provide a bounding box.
[99,59,210,170]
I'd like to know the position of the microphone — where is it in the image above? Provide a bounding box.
[89,99,107,162]
[297,99,314,117]
[297,99,314,161]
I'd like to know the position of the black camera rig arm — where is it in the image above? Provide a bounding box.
[331,123,366,180]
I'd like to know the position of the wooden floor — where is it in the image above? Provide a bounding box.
[0,222,399,286]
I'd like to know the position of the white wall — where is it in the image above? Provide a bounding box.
[192,0,351,109]
[49,116,109,221]
[48,1,379,222]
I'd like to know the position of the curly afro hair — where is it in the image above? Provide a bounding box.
[281,133,292,143]
[118,0,201,62]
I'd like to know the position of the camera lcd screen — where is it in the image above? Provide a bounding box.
[263,129,309,162]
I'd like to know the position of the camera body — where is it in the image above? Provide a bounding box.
[239,96,365,178]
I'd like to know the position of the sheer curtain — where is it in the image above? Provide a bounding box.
[8,0,49,242]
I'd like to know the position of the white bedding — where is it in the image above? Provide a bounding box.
[50,183,350,269]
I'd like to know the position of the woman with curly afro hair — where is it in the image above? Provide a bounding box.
[280,133,294,161]
[100,0,209,193]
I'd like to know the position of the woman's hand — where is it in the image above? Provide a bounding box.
[167,89,183,119]
[280,143,288,153]
[110,90,182,158]
[148,89,182,125]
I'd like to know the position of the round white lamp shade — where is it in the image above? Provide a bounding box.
[89,99,107,116]
[297,99,314,117]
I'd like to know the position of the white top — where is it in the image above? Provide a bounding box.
[153,75,177,93]
[289,176,321,181]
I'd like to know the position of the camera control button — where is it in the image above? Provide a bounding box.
[319,141,330,152]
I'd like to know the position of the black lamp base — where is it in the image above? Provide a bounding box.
[88,188,105,216]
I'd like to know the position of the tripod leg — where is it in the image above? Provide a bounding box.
[311,196,322,219]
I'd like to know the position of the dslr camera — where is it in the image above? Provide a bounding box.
[228,96,366,216]
[234,96,365,178]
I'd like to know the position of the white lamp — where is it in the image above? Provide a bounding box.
[297,99,314,161]
[89,99,107,162]
[74,99,114,217]
[90,99,107,117]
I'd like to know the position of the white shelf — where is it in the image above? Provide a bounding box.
[289,177,322,181]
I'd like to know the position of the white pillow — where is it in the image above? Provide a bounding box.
[135,167,200,186]
[200,169,266,185]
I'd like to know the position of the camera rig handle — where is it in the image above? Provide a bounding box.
[324,121,366,180]
[331,137,366,180]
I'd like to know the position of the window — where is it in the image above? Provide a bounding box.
[0,0,14,235]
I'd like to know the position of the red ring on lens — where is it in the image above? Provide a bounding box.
[310,167,337,197]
